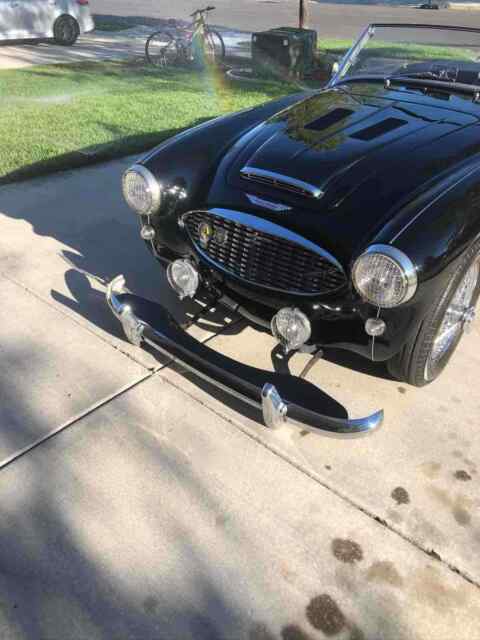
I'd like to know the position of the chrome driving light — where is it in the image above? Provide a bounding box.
[365,317,386,337]
[122,164,162,216]
[140,224,156,241]
[271,307,311,353]
[352,245,417,308]
[167,259,200,300]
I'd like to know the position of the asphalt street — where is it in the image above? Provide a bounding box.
[91,0,480,38]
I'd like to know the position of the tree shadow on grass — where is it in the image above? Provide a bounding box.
[11,59,293,96]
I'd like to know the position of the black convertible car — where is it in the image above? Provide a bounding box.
[107,24,480,436]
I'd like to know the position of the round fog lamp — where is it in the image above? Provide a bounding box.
[271,307,311,353]
[167,259,200,300]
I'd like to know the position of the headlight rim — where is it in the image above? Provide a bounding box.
[122,163,162,216]
[352,244,418,308]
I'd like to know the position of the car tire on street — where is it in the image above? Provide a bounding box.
[387,239,480,386]
[53,15,80,46]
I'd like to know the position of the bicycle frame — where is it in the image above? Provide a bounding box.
[176,11,208,46]
[145,6,224,67]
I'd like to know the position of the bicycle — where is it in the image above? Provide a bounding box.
[145,6,225,68]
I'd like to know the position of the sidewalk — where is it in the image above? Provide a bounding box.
[0,157,479,638]
[0,26,251,71]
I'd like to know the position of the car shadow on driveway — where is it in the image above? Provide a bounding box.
[0,135,388,432]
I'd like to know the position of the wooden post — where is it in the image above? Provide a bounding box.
[299,0,309,29]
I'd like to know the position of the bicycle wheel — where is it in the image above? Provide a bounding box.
[146,31,179,67]
[204,29,226,62]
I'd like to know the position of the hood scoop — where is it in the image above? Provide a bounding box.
[240,166,324,199]
[350,117,407,141]
[305,107,354,132]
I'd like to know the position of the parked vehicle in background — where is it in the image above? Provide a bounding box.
[0,0,94,46]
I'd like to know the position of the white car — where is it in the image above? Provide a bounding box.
[0,0,94,46]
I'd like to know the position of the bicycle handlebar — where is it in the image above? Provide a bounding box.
[190,6,216,17]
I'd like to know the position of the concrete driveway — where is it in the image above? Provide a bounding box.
[0,157,479,639]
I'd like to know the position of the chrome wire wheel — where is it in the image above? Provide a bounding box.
[425,257,479,381]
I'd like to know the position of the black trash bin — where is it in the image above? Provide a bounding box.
[251,27,317,79]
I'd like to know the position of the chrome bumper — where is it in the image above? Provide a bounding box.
[106,275,384,437]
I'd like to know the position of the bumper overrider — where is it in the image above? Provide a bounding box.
[106,275,384,437]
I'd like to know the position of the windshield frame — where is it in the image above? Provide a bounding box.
[328,23,480,89]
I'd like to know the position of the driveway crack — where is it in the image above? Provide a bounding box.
[0,372,153,472]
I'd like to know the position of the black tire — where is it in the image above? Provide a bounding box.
[204,29,225,62]
[145,31,179,67]
[53,15,79,46]
[387,239,480,386]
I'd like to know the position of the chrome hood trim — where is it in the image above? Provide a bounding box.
[240,166,324,199]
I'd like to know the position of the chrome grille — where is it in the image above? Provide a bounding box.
[184,210,346,296]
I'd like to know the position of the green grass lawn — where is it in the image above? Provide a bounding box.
[92,18,131,32]
[318,37,478,61]
[318,38,352,56]
[0,61,296,182]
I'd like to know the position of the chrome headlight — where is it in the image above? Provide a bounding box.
[352,245,417,308]
[122,164,161,216]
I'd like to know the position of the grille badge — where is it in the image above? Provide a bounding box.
[198,221,213,248]
[214,226,228,246]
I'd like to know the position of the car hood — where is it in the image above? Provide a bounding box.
[214,83,480,261]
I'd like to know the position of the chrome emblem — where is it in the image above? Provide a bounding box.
[214,226,228,246]
[198,221,213,248]
[246,194,292,212]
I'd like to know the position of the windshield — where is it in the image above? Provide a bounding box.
[333,25,480,87]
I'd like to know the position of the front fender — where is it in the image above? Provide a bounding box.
[377,160,480,282]
[358,160,480,360]
[141,93,308,214]
[135,93,307,256]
